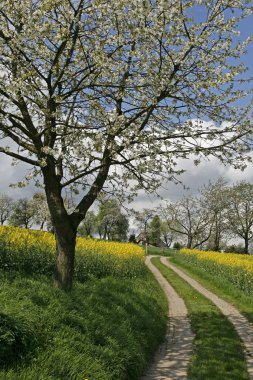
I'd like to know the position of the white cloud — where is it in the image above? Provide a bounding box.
[0,154,36,199]
[128,153,253,208]
[0,136,252,207]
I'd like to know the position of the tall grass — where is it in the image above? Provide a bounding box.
[0,272,167,379]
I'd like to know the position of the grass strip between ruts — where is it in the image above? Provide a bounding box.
[151,257,249,380]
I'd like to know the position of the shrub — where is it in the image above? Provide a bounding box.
[173,242,182,250]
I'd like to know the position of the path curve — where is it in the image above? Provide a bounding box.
[142,256,194,380]
[161,256,253,380]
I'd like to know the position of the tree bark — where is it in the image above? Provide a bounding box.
[213,216,222,251]
[244,236,249,254]
[187,236,192,249]
[42,164,78,290]
[53,219,77,290]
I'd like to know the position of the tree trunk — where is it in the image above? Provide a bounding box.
[42,149,111,290]
[213,219,221,251]
[187,235,192,248]
[213,241,220,252]
[53,220,77,290]
[244,236,249,254]
[42,165,78,290]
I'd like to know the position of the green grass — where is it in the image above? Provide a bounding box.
[147,246,176,256]
[169,252,253,324]
[152,257,249,380]
[0,268,167,379]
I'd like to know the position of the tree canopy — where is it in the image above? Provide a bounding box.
[0,0,252,197]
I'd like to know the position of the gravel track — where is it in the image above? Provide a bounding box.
[141,256,194,380]
[161,256,253,380]
[142,255,253,380]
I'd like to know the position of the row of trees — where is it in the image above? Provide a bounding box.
[2,178,253,254]
[0,193,129,241]
[0,192,50,229]
[3,178,253,254]
[0,192,75,230]
[136,179,253,254]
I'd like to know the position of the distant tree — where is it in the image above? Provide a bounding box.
[78,211,96,237]
[129,234,137,244]
[149,215,161,246]
[165,196,213,249]
[110,213,129,242]
[9,198,34,229]
[134,209,154,244]
[0,193,14,225]
[158,207,182,247]
[160,220,180,248]
[97,198,129,241]
[226,182,253,254]
[96,198,118,239]
[30,192,51,230]
[200,178,229,251]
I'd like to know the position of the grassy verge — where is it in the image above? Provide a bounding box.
[152,257,249,380]
[0,269,167,380]
[169,252,253,324]
[147,246,176,256]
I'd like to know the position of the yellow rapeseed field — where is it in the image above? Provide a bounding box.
[179,248,253,294]
[0,225,55,255]
[180,248,253,273]
[0,225,144,258]
[76,236,144,257]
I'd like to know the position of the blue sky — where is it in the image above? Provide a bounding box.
[237,13,253,96]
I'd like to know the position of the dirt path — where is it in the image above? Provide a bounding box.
[161,256,253,380]
[141,256,194,380]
